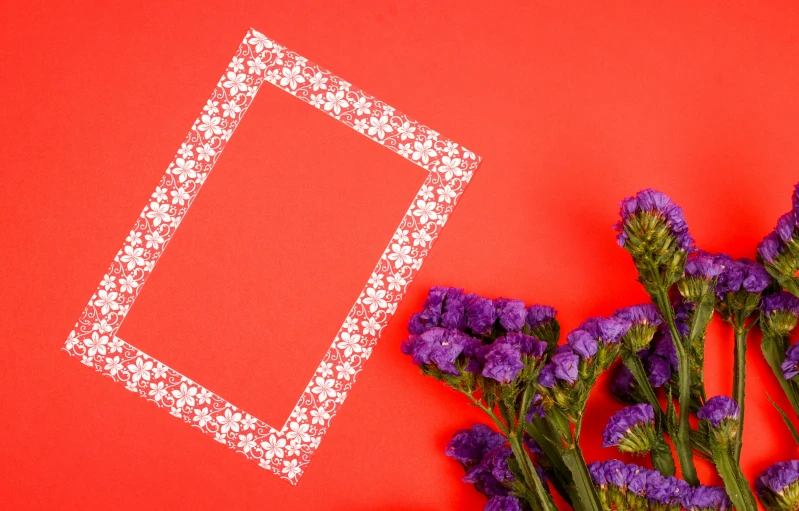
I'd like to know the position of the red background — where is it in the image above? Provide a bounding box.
[3,1,799,509]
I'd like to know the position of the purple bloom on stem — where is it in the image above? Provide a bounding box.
[466,295,497,335]
[538,363,556,388]
[446,424,506,467]
[763,291,799,316]
[646,354,672,387]
[602,459,629,488]
[626,464,648,496]
[567,329,598,359]
[777,211,798,243]
[588,461,607,487]
[782,344,799,380]
[614,303,663,326]
[741,260,771,293]
[758,232,783,264]
[481,342,524,383]
[683,485,731,510]
[552,350,580,384]
[526,304,557,329]
[495,298,527,332]
[615,188,695,251]
[526,394,546,421]
[580,316,632,345]
[601,404,655,448]
[484,496,522,511]
[697,395,740,428]
[653,330,679,372]
[500,332,547,358]
[611,365,636,400]
[756,460,799,496]
[407,312,427,335]
[685,250,725,279]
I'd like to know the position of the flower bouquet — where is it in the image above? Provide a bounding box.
[402,186,799,510]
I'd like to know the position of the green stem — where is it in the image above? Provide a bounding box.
[732,326,748,463]
[652,285,700,486]
[561,445,604,511]
[761,334,799,416]
[712,443,759,511]
[508,434,558,511]
[525,421,575,507]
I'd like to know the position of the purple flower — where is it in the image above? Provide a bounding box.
[782,343,799,380]
[697,395,740,428]
[758,231,783,264]
[601,404,655,448]
[407,312,428,335]
[495,298,527,332]
[446,424,506,467]
[645,471,671,505]
[626,464,648,496]
[441,290,468,330]
[482,342,524,383]
[716,255,771,297]
[466,295,497,335]
[777,211,798,243]
[567,329,598,359]
[645,354,672,387]
[653,330,679,372]
[614,303,663,327]
[615,188,695,251]
[763,291,799,316]
[579,316,632,345]
[588,461,607,487]
[526,304,557,329]
[602,459,630,488]
[538,363,556,388]
[794,182,799,212]
[499,332,547,358]
[685,250,725,280]
[484,496,522,511]
[611,365,636,401]
[481,446,515,483]
[683,485,731,511]
[551,349,580,384]
[523,433,543,455]
[401,328,481,376]
[526,393,546,421]
[756,460,799,496]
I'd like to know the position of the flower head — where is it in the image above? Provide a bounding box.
[615,188,694,251]
[682,485,732,511]
[756,460,799,511]
[783,344,799,381]
[484,496,522,511]
[445,424,505,467]
[481,342,524,383]
[601,404,656,454]
[551,349,580,385]
[697,395,740,428]
[525,304,560,348]
[466,295,498,335]
[615,303,662,350]
[762,291,799,337]
[495,298,527,332]
[400,327,481,376]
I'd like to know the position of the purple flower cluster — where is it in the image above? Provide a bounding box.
[615,188,695,251]
[588,460,731,510]
[763,291,799,317]
[783,344,799,380]
[684,250,726,280]
[714,254,771,298]
[446,424,506,467]
[484,496,522,511]
[614,303,663,327]
[446,425,514,498]
[756,460,799,501]
[601,404,655,449]
[697,395,740,428]
[759,211,799,264]
[402,288,552,383]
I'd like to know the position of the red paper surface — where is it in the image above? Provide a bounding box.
[3,1,799,509]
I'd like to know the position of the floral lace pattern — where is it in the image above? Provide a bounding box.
[63,28,480,484]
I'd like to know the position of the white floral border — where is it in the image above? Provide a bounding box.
[63,28,480,485]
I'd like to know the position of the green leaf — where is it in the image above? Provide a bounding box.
[561,447,604,511]
[767,393,799,445]
[650,437,676,477]
[761,334,799,415]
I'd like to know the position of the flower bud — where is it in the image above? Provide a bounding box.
[697,396,740,449]
[756,460,799,511]
[762,292,799,338]
[602,404,657,455]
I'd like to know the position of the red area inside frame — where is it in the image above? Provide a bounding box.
[116,81,426,426]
